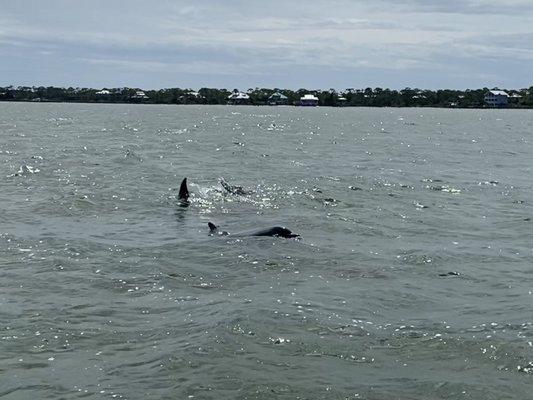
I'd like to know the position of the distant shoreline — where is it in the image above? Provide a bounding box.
[3,100,532,110]
[1,85,532,108]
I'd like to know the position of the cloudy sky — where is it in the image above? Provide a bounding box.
[1,0,532,90]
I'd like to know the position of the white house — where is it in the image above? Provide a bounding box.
[96,89,111,95]
[299,94,319,106]
[484,90,508,107]
[131,90,149,100]
[268,92,288,105]
[227,92,250,105]
[337,96,347,106]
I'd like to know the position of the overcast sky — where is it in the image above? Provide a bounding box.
[1,0,532,90]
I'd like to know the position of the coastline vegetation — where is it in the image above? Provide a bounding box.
[1,85,532,108]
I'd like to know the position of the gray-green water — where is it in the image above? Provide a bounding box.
[1,103,532,399]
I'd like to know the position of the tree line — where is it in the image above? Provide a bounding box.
[1,85,533,107]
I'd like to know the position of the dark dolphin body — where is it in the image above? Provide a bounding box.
[208,222,299,239]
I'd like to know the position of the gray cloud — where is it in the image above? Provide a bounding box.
[372,0,533,15]
[0,0,532,89]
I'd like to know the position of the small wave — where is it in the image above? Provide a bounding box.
[8,164,40,177]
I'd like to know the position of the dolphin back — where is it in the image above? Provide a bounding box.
[250,226,299,238]
[236,226,299,238]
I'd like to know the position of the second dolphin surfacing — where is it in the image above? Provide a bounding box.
[208,222,299,239]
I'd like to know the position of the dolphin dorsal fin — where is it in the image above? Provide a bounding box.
[208,222,218,233]
[179,178,189,201]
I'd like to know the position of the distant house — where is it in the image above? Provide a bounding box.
[484,90,508,108]
[178,90,204,104]
[132,90,149,100]
[268,92,288,105]
[299,94,319,106]
[337,96,347,107]
[129,90,149,102]
[96,89,111,96]
[227,92,250,105]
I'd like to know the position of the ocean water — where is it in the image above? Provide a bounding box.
[0,102,532,399]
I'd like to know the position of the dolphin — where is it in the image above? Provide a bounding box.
[208,222,299,239]
[219,177,251,196]
[178,178,189,205]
